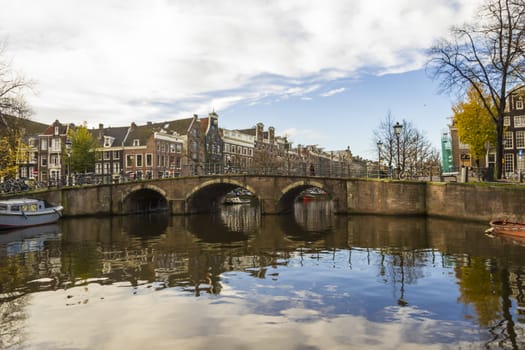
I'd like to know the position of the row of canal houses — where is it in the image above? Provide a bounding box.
[26,112,359,184]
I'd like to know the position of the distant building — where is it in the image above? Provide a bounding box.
[37,120,73,183]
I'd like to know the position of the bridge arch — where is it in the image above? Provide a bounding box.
[184,179,258,201]
[277,180,330,214]
[184,178,260,214]
[122,184,169,214]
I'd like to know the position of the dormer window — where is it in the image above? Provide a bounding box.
[54,126,59,135]
[133,139,140,146]
[104,136,114,148]
[517,98,524,110]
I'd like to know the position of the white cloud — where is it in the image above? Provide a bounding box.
[320,88,346,97]
[0,0,485,126]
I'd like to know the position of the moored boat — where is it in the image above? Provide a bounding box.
[486,219,525,237]
[301,188,328,202]
[0,198,63,229]
[223,196,251,205]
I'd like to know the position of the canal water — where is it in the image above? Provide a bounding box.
[1,200,525,349]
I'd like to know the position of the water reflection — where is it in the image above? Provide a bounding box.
[2,201,525,348]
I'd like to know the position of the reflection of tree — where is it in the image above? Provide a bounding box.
[378,249,426,307]
[456,258,502,326]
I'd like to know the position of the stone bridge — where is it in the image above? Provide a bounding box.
[14,174,525,222]
[63,174,350,216]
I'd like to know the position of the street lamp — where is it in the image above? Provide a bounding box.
[393,122,403,178]
[376,140,383,178]
[65,138,72,186]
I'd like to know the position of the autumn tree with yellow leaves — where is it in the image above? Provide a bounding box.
[452,85,497,168]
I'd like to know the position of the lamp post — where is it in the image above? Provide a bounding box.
[377,140,383,178]
[393,122,403,179]
[65,138,72,186]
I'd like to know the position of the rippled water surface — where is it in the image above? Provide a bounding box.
[1,201,525,349]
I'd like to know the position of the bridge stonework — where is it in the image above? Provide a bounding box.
[14,176,525,223]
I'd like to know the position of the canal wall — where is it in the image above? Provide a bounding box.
[347,179,525,223]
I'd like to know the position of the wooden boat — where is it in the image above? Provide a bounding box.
[486,219,525,237]
[0,198,63,229]
[223,196,251,205]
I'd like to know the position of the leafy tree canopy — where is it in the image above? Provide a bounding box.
[67,124,98,174]
[452,85,497,165]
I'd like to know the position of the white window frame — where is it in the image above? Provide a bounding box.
[515,115,525,127]
[504,131,514,149]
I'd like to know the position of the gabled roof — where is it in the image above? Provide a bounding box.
[93,126,129,147]
[123,117,195,147]
[40,119,70,136]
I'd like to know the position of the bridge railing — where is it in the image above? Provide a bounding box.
[2,164,447,194]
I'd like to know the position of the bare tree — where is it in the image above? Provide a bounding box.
[373,112,437,178]
[427,0,525,179]
[0,40,33,118]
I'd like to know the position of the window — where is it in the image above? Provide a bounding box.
[41,139,48,151]
[54,126,59,135]
[504,131,513,149]
[504,153,514,173]
[518,154,525,171]
[113,151,120,159]
[41,158,47,166]
[113,162,120,174]
[192,141,198,160]
[515,115,525,127]
[170,144,175,153]
[51,154,59,166]
[504,116,511,126]
[126,155,134,167]
[517,130,525,148]
[175,157,181,169]
[103,151,111,160]
[146,154,152,167]
[136,154,143,167]
[104,136,112,147]
[176,143,182,153]
[133,139,140,146]
[517,98,524,110]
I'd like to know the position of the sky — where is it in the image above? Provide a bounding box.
[0,0,484,159]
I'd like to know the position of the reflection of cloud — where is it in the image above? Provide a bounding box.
[22,283,484,349]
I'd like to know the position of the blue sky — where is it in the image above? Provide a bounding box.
[0,0,482,158]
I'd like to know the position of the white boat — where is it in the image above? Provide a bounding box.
[0,198,63,229]
[223,196,251,205]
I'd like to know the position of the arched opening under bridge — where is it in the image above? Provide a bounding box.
[186,181,259,214]
[122,188,168,214]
